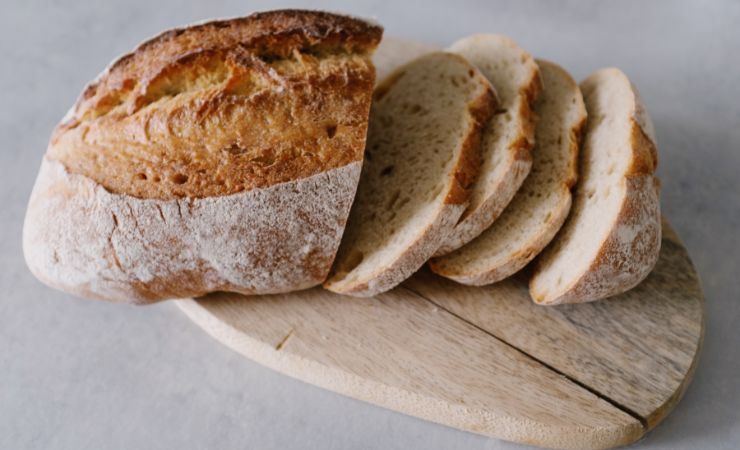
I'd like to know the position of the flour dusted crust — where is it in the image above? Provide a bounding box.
[24,10,381,303]
[553,175,661,304]
[529,68,661,305]
[24,159,361,304]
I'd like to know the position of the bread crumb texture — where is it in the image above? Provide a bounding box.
[430,59,586,285]
[325,52,495,296]
[529,68,661,304]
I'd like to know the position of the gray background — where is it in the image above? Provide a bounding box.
[2,0,738,449]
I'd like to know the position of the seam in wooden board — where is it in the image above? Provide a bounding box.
[401,285,649,430]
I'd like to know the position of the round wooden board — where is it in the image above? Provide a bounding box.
[178,217,703,450]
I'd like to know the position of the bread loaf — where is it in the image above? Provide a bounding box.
[529,68,661,305]
[23,10,382,304]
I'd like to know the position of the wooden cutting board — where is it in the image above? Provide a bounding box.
[177,39,703,449]
[178,218,703,450]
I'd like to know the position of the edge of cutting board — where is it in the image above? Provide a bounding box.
[177,219,703,450]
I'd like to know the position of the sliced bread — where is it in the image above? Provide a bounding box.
[529,68,661,305]
[323,52,496,297]
[434,34,542,255]
[430,60,586,285]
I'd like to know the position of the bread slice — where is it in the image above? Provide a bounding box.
[323,52,496,297]
[434,34,542,255]
[23,10,382,304]
[529,68,661,305]
[430,60,586,285]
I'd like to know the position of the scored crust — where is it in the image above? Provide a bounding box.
[24,10,381,303]
[48,10,382,200]
[529,68,661,305]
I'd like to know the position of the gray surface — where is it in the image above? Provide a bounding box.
[1,0,738,448]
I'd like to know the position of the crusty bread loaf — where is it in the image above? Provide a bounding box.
[430,60,586,285]
[23,10,382,304]
[529,68,661,305]
[323,52,496,297]
[435,34,542,255]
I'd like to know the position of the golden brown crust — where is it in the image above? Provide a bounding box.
[529,68,661,305]
[444,83,497,205]
[627,118,659,176]
[48,10,382,199]
[564,116,587,190]
[433,54,541,256]
[515,68,543,162]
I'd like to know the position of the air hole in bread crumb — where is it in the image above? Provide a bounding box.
[135,173,147,181]
[171,173,188,184]
[326,124,338,139]
[170,173,188,184]
[152,175,161,183]
[468,69,475,78]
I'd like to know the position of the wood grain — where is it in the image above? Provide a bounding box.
[179,288,641,449]
[406,219,704,429]
[177,220,702,449]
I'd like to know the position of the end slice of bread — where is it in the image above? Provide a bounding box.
[323,52,496,297]
[529,68,661,305]
[430,60,586,285]
[434,34,542,256]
